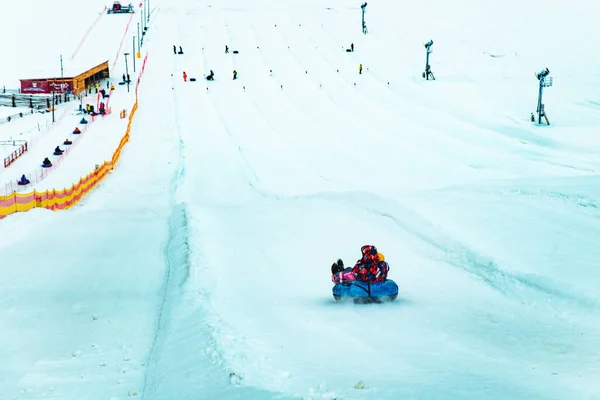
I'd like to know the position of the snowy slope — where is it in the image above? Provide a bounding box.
[0,0,124,87]
[0,6,140,195]
[1,0,600,399]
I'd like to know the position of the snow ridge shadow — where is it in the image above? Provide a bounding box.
[249,183,599,310]
[141,202,191,399]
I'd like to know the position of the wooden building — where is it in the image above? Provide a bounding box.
[20,61,109,95]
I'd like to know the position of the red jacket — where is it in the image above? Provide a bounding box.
[351,245,389,283]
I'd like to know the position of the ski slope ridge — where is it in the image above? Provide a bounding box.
[1,0,600,399]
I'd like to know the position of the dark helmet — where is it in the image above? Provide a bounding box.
[361,245,378,257]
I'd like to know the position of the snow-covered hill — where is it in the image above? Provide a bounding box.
[1,0,599,399]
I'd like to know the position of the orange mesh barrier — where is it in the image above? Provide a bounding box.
[0,53,148,220]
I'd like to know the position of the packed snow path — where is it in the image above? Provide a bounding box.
[1,0,600,399]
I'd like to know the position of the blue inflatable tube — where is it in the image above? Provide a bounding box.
[333,279,398,303]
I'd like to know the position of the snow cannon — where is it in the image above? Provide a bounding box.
[333,280,398,304]
[107,1,134,14]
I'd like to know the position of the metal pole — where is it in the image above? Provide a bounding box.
[362,8,365,30]
[537,79,544,124]
[361,3,367,34]
[60,54,64,78]
[137,22,140,49]
[423,41,434,80]
[52,79,55,123]
[133,36,136,72]
[124,54,130,93]
[147,0,150,22]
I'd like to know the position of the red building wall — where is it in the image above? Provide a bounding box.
[20,79,74,94]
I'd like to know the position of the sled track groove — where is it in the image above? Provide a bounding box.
[141,48,190,399]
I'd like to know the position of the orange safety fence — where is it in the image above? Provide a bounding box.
[0,52,148,220]
[111,12,135,72]
[1,111,103,197]
[3,142,28,168]
[71,5,108,60]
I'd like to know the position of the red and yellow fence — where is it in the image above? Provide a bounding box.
[0,53,148,220]
[3,141,28,168]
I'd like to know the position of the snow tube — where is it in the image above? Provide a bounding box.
[64,140,73,145]
[333,279,398,303]
[42,163,52,168]
[53,151,63,156]
[73,130,81,134]
[17,180,30,186]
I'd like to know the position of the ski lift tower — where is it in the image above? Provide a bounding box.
[422,40,435,80]
[361,2,368,34]
[533,67,552,125]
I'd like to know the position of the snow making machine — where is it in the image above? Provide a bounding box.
[107,1,134,14]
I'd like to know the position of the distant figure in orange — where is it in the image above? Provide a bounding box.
[183,71,188,82]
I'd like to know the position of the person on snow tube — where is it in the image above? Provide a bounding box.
[18,174,30,185]
[331,259,356,283]
[351,245,389,283]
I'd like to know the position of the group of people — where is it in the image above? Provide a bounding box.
[19,124,78,183]
[178,40,363,85]
[206,70,239,80]
[331,245,390,284]
[22,148,63,181]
